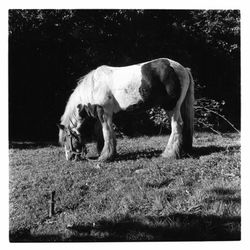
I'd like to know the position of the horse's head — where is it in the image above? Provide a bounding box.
[58,104,86,160]
[58,103,104,161]
[58,124,87,161]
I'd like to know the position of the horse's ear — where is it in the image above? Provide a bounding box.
[57,124,65,130]
[76,104,83,116]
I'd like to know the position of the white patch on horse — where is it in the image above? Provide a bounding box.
[89,66,114,107]
[111,65,143,110]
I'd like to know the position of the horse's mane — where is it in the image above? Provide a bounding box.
[60,70,95,127]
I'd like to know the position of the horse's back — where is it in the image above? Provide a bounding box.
[91,58,187,112]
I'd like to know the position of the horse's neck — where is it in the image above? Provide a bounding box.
[67,87,82,128]
[68,110,83,131]
[66,71,93,130]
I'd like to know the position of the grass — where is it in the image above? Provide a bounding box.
[9,132,241,242]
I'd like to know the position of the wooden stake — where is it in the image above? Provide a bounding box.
[48,190,55,218]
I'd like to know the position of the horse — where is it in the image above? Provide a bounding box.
[58,58,194,161]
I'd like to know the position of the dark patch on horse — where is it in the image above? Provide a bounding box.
[78,104,104,142]
[140,59,181,111]
[96,105,104,123]
[78,105,104,151]
[126,100,144,112]
[81,103,104,123]
[83,103,97,117]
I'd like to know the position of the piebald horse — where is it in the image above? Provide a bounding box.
[58,58,194,161]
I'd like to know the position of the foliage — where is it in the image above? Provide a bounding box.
[194,98,224,132]
[147,107,170,132]
[9,9,240,140]
[145,91,237,135]
[131,98,227,135]
[187,10,240,54]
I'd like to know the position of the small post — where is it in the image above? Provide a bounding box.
[48,190,55,218]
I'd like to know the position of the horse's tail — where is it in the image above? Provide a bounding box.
[181,68,194,153]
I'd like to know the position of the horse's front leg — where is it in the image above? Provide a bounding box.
[98,112,116,161]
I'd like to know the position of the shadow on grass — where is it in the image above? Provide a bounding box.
[9,141,58,149]
[9,228,62,242]
[205,187,241,204]
[115,144,240,161]
[211,187,238,196]
[9,213,240,242]
[9,140,240,158]
[191,145,240,158]
[115,149,162,161]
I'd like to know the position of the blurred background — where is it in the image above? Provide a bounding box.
[8,9,240,141]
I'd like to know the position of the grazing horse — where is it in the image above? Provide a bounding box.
[58,58,194,161]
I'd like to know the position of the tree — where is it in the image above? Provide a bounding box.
[9,10,240,140]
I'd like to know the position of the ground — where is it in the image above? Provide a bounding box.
[9,132,240,242]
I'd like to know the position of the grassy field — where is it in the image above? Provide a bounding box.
[9,132,241,242]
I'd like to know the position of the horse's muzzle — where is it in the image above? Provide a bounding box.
[68,146,88,161]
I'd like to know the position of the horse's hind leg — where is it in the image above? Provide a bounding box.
[162,107,183,159]
[98,111,116,161]
[162,67,191,159]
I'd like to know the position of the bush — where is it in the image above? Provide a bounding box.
[194,98,224,132]
[113,96,239,137]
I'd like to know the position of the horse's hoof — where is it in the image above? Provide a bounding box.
[94,163,101,169]
[97,156,109,162]
[97,154,115,162]
[97,153,115,162]
[161,152,180,159]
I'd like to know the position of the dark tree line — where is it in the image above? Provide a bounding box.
[9,9,240,141]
